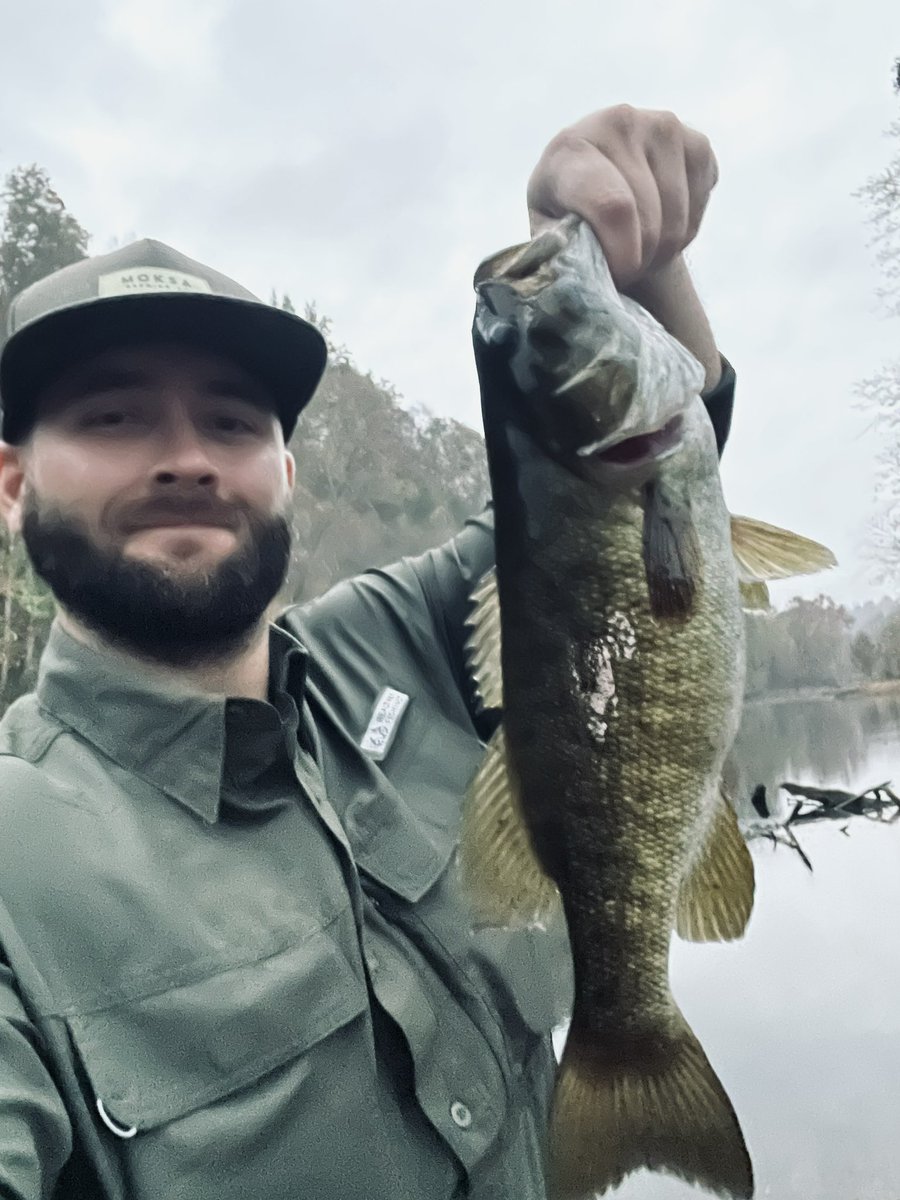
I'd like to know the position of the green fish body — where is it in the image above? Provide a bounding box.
[464,217,793,1199]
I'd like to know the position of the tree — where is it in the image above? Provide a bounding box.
[856,60,900,583]
[851,629,878,678]
[282,307,488,605]
[878,609,900,677]
[0,165,89,326]
[1,166,91,713]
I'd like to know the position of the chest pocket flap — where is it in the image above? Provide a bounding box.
[66,930,367,1131]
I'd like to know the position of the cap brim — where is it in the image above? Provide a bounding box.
[0,292,328,443]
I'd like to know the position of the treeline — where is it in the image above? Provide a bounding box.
[2,165,897,715]
[745,594,900,697]
[0,165,488,713]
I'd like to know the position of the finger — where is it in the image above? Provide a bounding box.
[527,138,660,286]
[643,136,691,270]
[681,127,719,245]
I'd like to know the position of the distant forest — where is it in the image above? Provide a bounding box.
[744,595,900,698]
[1,165,898,714]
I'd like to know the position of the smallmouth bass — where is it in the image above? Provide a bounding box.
[462,216,834,1199]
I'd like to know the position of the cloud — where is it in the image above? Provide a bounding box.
[2,0,898,602]
[101,0,232,83]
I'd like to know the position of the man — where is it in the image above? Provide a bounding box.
[0,105,733,1199]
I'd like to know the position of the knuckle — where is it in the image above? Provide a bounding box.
[543,128,591,160]
[651,109,682,138]
[607,103,638,135]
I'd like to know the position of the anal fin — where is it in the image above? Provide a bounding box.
[677,784,755,943]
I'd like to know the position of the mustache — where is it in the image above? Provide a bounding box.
[116,497,244,533]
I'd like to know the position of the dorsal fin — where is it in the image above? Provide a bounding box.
[464,566,503,711]
[731,515,836,582]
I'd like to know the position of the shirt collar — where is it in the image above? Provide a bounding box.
[35,619,310,824]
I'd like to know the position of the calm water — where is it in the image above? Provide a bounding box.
[558,694,900,1200]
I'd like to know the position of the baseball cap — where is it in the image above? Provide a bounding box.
[0,238,328,443]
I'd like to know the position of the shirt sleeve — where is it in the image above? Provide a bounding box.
[0,957,72,1199]
[703,354,736,457]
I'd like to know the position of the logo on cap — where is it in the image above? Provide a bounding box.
[97,268,213,297]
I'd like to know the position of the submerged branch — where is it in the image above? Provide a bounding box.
[743,779,900,869]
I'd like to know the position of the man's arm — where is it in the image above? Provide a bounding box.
[0,958,72,1198]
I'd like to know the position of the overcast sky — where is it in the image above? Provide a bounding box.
[1,0,898,605]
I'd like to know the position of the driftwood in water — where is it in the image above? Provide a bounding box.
[782,780,900,824]
[744,780,900,872]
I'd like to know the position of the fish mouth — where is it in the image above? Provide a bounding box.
[576,413,685,469]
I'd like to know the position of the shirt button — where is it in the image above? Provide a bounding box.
[450,1100,473,1129]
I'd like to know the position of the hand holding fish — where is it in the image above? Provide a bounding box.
[527,104,722,388]
[527,104,717,284]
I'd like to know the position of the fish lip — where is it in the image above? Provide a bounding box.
[575,413,685,468]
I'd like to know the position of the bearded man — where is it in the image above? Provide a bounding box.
[0,104,731,1199]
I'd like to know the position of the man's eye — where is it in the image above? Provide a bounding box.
[83,410,137,427]
[212,415,258,434]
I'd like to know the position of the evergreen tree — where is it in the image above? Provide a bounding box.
[1,165,91,712]
[0,165,90,326]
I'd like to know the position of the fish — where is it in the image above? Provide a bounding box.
[461,215,836,1200]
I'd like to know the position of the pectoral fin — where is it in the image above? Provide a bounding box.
[676,785,755,943]
[738,580,772,611]
[731,515,836,581]
[460,724,560,927]
[642,480,702,621]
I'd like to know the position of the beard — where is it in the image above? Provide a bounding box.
[21,492,293,668]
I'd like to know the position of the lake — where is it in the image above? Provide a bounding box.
[555,693,900,1200]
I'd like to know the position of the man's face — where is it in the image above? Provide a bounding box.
[0,340,297,666]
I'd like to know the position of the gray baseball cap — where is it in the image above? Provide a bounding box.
[0,238,328,443]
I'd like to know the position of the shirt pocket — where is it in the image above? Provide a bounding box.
[65,928,367,1135]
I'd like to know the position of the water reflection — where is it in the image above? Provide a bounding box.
[726,694,900,823]
[585,693,900,1200]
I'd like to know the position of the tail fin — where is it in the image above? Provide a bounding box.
[548,1009,753,1200]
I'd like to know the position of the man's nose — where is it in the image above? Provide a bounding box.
[152,416,219,487]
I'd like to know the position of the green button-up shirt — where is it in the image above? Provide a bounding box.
[0,361,734,1200]
[0,509,572,1200]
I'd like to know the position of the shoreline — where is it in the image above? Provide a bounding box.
[744,679,900,706]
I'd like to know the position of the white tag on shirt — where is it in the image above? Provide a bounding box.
[360,687,410,761]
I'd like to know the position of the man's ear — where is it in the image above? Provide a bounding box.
[284,449,296,492]
[0,442,28,534]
